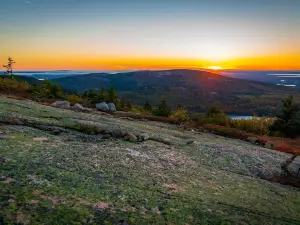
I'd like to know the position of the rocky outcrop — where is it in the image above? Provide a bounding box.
[51,101,70,109]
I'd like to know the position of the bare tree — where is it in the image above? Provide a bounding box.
[3,57,15,75]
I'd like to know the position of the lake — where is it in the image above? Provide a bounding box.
[228,115,254,120]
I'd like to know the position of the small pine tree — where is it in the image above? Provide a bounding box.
[119,99,126,110]
[107,84,118,103]
[3,57,15,76]
[154,99,171,117]
[143,101,152,112]
[206,105,224,117]
[94,87,106,103]
[87,88,97,99]
[270,95,300,138]
[176,104,184,110]
[126,101,132,110]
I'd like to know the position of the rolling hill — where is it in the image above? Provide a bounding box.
[0,74,42,85]
[53,69,300,115]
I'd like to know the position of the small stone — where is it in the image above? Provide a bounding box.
[124,133,137,142]
[112,128,126,138]
[33,137,49,142]
[265,141,275,149]
[0,156,9,163]
[138,133,150,142]
[186,141,196,145]
[95,174,105,184]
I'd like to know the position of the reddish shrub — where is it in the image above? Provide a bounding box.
[274,144,293,153]
[203,124,249,140]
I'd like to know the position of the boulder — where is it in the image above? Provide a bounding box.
[52,101,70,109]
[73,103,85,110]
[138,133,150,142]
[124,133,137,142]
[107,103,116,113]
[96,102,109,112]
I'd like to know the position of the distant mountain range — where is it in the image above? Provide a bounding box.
[52,69,300,115]
[3,69,300,87]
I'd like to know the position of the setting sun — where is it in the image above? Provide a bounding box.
[207,66,222,70]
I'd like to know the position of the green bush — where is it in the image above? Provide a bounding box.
[30,80,64,99]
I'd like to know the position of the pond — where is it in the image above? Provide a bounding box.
[228,115,254,120]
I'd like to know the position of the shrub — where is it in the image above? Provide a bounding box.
[195,114,229,126]
[73,122,104,134]
[274,144,293,153]
[206,105,225,117]
[29,80,64,99]
[170,107,189,122]
[229,117,272,135]
[66,94,85,104]
[203,124,249,140]
[0,77,30,96]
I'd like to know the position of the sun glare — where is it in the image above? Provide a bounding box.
[207,66,222,70]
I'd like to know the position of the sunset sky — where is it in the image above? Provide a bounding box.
[0,0,299,70]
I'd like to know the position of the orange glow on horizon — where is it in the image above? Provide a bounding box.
[4,54,300,71]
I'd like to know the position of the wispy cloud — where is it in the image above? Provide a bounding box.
[25,1,30,4]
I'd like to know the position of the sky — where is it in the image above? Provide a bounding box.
[0,0,300,70]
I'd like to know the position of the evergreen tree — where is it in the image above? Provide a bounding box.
[143,101,152,112]
[107,84,118,103]
[154,99,171,117]
[94,87,106,103]
[270,95,300,138]
[126,101,132,110]
[206,105,224,117]
[176,104,184,110]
